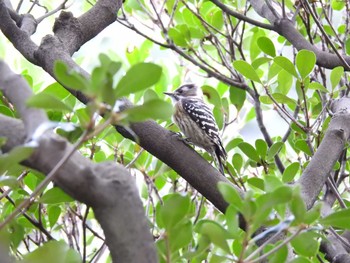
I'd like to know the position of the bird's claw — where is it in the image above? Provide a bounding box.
[169,131,193,147]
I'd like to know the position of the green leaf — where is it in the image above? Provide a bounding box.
[182,236,210,260]
[264,175,283,192]
[304,202,321,224]
[200,3,224,30]
[291,189,307,222]
[27,93,73,111]
[257,36,276,57]
[253,187,292,230]
[48,206,61,228]
[115,63,162,97]
[238,142,260,162]
[268,62,283,80]
[75,108,91,128]
[168,221,193,252]
[282,162,300,183]
[43,83,70,100]
[195,220,232,253]
[233,60,261,83]
[272,93,297,107]
[330,66,344,90]
[168,26,190,47]
[22,240,81,263]
[182,9,202,28]
[53,61,88,92]
[217,182,243,211]
[291,232,319,257]
[259,95,273,105]
[265,242,288,263]
[159,193,190,230]
[252,57,271,69]
[308,82,328,93]
[226,138,244,153]
[274,56,298,78]
[277,70,293,95]
[250,28,265,60]
[247,177,264,190]
[0,105,14,117]
[143,89,159,102]
[296,50,316,79]
[210,9,224,30]
[8,222,25,249]
[332,0,345,10]
[295,140,312,156]
[202,85,221,107]
[255,139,268,159]
[230,86,246,111]
[272,186,293,203]
[123,99,173,122]
[320,208,350,229]
[266,142,284,160]
[346,39,350,56]
[225,206,240,237]
[0,175,18,188]
[0,146,34,174]
[232,153,243,173]
[39,188,74,204]
[213,106,224,130]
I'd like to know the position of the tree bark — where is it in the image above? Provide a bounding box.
[0,60,158,263]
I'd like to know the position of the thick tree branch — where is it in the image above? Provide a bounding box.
[0,61,47,138]
[213,0,350,70]
[273,19,350,70]
[209,0,275,30]
[117,122,243,214]
[53,0,122,55]
[0,60,157,262]
[0,0,38,63]
[297,98,350,209]
[0,0,244,218]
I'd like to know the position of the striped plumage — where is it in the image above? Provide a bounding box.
[164,84,227,174]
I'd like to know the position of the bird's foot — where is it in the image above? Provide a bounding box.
[170,131,193,147]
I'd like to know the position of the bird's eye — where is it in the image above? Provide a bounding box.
[178,89,183,94]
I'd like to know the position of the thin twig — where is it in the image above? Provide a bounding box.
[0,188,55,240]
[82,206,90,263]
[36,0,70,24]
[247,227,304,263]
[302,0,350,70]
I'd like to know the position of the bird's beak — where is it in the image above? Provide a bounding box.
[164,92,174,97]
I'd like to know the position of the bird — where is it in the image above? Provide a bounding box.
[164,83,227,174]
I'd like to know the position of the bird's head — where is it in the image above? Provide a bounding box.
[164,83,203,102]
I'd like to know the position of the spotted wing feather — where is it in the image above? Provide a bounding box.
[182,98,227,161]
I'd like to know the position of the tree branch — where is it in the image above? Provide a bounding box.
[216,0,350,70]
[297,98,350,209]
[0,0,245,220]
[0,60,158,262]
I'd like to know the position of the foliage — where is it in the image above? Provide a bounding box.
[1,0,350,262]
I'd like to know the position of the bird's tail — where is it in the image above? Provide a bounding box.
[213,143,227,175]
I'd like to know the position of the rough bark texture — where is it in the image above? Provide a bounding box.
[297,98,350,209]
[0,0,245,261]
[3,0,350,261]
[213,0,350,70]
[0,60,158,262]
[0,0,243,217]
